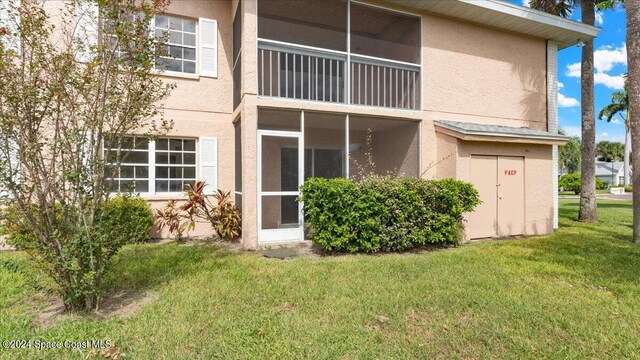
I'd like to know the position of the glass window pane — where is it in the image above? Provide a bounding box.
[170,139,182,151]
[169,153,182,164]
[184,61,196,74]
[155,15,168,29]
[123,151,148,164]
[184,48,196,61]
[184,140,196,151]
[156,180,169,192]
[169,59,182,72]
[169,17,182,31]
[184,167,196,178]
[136,166,149,178]
[169,167,182,179]
[120,166,135,178]
[156,138,168,150]
[169,180,183,192]
[170,45,182,58]
[156,166,169,178]
[120,180,135,192]
[183,153,196,164]
[156,153,168,164]
[135,181,149,193]
[183,33,196,47]
[135,138,149,149]
[184,19,196,33]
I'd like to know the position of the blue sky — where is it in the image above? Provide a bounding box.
[512,0,628,144]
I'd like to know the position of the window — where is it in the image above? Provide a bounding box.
[105,137,202,194]
[155,138,197,192]
[155,15,197,74]
[104,137,150,193]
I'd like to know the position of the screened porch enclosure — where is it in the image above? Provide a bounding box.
[257,108,419,243]
[257,0,421,110]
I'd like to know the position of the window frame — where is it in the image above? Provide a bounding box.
[152,13,200,77]
[105,136,199,196]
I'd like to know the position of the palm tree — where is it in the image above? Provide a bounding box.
[598,79,630,186]
[529,0,600,221]
[626,0,640,243]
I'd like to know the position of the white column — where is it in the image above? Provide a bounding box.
[547,41,559,229]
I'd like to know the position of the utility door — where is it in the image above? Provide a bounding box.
[497,156,525,236]
[468,155,498,239]
[468,155,525,239]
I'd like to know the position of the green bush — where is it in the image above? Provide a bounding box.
[299,176,480,253]
[625,185,633,193]
[104,195,154,243]
[1,195,153,247]
[559,174,581,194]
[559,174,608,194]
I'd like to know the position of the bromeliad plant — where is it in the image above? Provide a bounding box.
[155,181,242,241]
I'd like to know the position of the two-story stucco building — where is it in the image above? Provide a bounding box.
[100,0,599,248]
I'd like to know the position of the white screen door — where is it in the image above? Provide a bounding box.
[258,130,304,244]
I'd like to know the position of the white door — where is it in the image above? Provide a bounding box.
[258,130,304,244]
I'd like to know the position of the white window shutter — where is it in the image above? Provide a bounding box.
[75,1,99,62]
[199,18,217,78]
[199,137,218,195]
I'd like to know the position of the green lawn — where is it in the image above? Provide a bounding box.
[0,200,638,359]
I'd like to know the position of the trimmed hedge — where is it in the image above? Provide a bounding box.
[299,176,480,253]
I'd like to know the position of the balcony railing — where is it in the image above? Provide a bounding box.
[258,39,420,110]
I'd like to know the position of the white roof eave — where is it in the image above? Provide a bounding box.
[385,0,600,49]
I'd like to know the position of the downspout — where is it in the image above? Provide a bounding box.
[547,41,559,229]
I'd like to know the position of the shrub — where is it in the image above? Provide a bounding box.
[299,176,480,253]
[559,174,581,194]
[625,185,633,193]
[103,195,154,243]
[559,174,608,194]
[155,182,241,241]
[1,195,154,247]
[0,195,153,309]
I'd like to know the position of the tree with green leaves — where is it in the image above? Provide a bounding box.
[596,141,625,162]
[558,129,582,174]
[598,78,630,185]
[529,0,603,222]
[0,0,174,311]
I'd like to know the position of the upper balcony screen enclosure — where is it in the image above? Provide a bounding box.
[258,0,421,110]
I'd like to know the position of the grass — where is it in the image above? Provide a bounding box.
[0,199,638,359]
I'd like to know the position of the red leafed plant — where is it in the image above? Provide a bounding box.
[155,181,241,241]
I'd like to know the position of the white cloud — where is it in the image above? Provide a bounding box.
[558,92,579,107]
[595,12,604,25]
[565,44,627,90]
[594,44,626,72]
[558,81,564,88]
[599,132,610,139]
[567,62,581,77]
[594,72,626,90]
[611,118,623,125]
[521,0,530,7]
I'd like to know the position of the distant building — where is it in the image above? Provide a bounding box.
[595,161,632,187]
